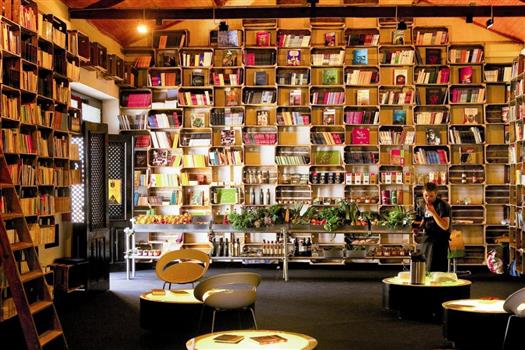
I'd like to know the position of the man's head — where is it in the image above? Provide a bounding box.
[423,182,438,204]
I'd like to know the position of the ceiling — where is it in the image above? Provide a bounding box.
[61,0,525,47]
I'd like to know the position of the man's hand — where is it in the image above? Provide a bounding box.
[425,202,437,216]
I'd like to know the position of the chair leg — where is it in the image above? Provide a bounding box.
[249,307,257,330]
[162,281,167,289]
[211,309,217,333]
[501,315,515,350]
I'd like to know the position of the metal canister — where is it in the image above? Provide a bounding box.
[409,252,426,285]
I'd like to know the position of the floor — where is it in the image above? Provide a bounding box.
[49,264,524,350]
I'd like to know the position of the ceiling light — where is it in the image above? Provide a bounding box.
[137,9,148,34]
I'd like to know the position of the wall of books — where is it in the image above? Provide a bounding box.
[119,17,517,265]
[0,0,82,267]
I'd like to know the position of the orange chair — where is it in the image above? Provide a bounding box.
[155,249,210,289]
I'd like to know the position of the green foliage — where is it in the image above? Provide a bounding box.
[380,206,415,229]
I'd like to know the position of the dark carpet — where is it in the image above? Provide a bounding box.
[52,265,523,350]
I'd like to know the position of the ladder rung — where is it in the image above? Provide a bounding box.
[1,213,24,220]
[30,300,53,315]
[20,270,44,283]
[11,241,34,251]
[39,329,63,347]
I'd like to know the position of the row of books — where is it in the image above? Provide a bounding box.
[1,129,35,154]
[38,49,53,69]
[151,131,178,149]
[149,112,181,129]
[243,90,275,104]
[484,67,512,83]
[449,48,484,64]
[67,61,80,81]
[242,132,277,145]
[53,136,69,158]
[277,72,308,86]
[37,108,53,127]
[415,68,450,84]
[55,196,71,214]
[158,33,186,48]
[212,72,240,86]
[244,51,276,66]
[311,132,344,145]
[211,109,244,126]
[134,56,152,69]
[123,93,152,108]
[38,14,53,41]
[134,170,148,187]
[38,166,54,185]
[179,91,213,106]
[275,155,310,165]
[118,114,146,130]
[150,173,180,188]
[53,112,69,131]
[181,52,213,67]
[22,41,37,63]
[182,154,208,167]
[347,33,379,47]
[415,111,448,125]
[415,31,448,46]
[312,52,345,66]
[379,130,415,145]
[277,34,311,48]
[414,148,449,164]
[380,50,415,65]
[277,111,310,126]
[148,72,179,87]
[2,94,19,120]
[53,81,70,104]
[450,87,485,103]
[209,149,243,166]
[345,70,379,85]
[53,167,70,187]
[344,150,379,164]
[180,133,211,147]
[380,90,414,105]
[20,163,36,186]
[311,91,345,105]
[2,23,20,54]
[53,28,67,49]
[37,133,49,157]
[20,4,37,32]
[449,127,484,144]
[345,110,379,125]
[21,70,38,92]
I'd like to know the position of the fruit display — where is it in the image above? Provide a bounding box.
[134,214,192,225]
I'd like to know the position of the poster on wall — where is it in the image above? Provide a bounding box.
[108,179,122,205]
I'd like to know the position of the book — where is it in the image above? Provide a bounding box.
[254,71,268,86]
[463,107,479,124]
[356,89,370,105]
[220,129,235,146]
[322,69,339,85]
[287,49,301,66]
[151,289,166,296]
[324,32,336,46]
[250,335,287,345]
[351,128,370,144]
[392,29,405,45]
[459,66,473,84]
[224,88,239,106]
[191,113,206,128]
[426,88,444,105]
[393,69,407,86]
[323,108,336,125]
[214,334,244,344]
[158,35,168,49]
[353,49,368,65]
[256,110,269,126]
[256,31,270,46]
[191,70,205,86]
[393,110,406,125]
[222,50,237,66]
[289,89,302,105]
[425,49,442,65]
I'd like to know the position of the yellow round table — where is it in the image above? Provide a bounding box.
[186,330,318,350]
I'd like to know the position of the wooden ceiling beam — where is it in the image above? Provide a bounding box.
[85,0,125,9]
[70,5,525,20]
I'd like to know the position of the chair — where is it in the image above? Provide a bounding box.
[194,272,262,332]
[502,287,525,350]
[155,249,210,290]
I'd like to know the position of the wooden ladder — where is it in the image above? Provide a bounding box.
[0,147,68,349]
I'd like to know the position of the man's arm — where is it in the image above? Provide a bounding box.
[426,203,450,231]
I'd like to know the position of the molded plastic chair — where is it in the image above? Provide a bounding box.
[502,287,525,350]
[194,272,262,332]
[155,249,210,289]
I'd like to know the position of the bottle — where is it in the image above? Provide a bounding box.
[212,189,218,204]
[224,238,230,257]
[218,238,224,257]
[251,188,256,205]
[294,238,300,256]
[265,188,271,205]
[256,170,262,184]
[306,238,312,257]
[262,239,267,256]
[299,239,306,256]
[212,238,218,257]
[227,238,233,257]
[259,188,264,205]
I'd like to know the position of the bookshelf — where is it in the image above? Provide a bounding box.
[118,20,516,267]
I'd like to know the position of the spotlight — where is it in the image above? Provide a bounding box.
[486,18,494,29]
[219,21,229,32]
[465,14,473,23]
[397,20,407,30]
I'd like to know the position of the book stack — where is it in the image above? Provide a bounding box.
[20,4,37,32]
[243,90,275,104]
[415,111,447,125]
[67,60,80,81]
[379,129,415,145]
[449,127,483,144]
[36,107,52,127]
[484,67,512,82]
[36,132,49,156]
[1,23,20,54]
[312,51,345,66]
[53,136,69,158]
[180,133,211,147]
[150,131,178,149]
[277,111,310,125]
[381,50,414,65]
[244,51,276,66]
[311,132,344,145]
[182,154,208,167]
[22,41,37,62]
[148,72,178,87]
[450,87,485,103]
[150,174,180,188]
[277,72,308,85]
[148,112,181,128]
[20,197,39,216]
[20,164,36,186]
[37,49,53,69]
[242,131,277,145]
[37,166,54,185]
[21,70,38,92]
[53,167,69,187]
[213,71,240,86]
[53,81,70,104]
[414,148,449,164]
[380,90,414,105]
[211,109,244,126]
[135,135,150,148]
[53,112,69,131]
[415,67,450,84]
[311,91,344,105]
[180,91,212,106]
[208,148,243,166]
[278,34,311,47]
[2,94,19,120]
[52,28,66,48]
[38,15,53,41]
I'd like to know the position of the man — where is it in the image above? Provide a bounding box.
[414,182,451,272]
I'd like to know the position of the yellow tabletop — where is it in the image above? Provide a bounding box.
[186,330,318,350]
[140,289,202,304]
[442,299,508,314]
[382,277,472,288]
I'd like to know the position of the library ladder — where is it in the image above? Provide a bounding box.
[0,147,68,350]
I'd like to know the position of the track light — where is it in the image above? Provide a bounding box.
[486,6,494,29]
[395,6,407,30]
[465,14,473,23]
[137,9,148,34]
[219,21,229,32]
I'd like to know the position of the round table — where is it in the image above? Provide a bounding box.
[442,299,509,349]
[382,276,471,321]
[186,330,318,350]
[140,289,202,332]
